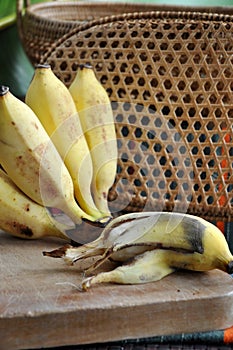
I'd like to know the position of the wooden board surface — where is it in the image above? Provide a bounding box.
[1,230,233,350]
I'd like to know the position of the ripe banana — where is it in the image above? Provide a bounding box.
[25,64,104,222]
[69,64,118,218]
[0,85,97,233]
[43,211,233,290]
[0,168,68,240]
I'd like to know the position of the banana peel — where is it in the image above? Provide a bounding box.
[43,211,233,290]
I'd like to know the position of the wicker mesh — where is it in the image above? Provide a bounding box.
[17,1,233,65]
[40,11,233,221]
[16,1,174,64]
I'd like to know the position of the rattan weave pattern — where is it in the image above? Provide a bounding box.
[40,11,233,221]
[17,1,233,65]
[16,1,180,64]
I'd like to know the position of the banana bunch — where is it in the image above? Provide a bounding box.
[43,211,233,290]
[25,64,105,222]
[0,64,117,241]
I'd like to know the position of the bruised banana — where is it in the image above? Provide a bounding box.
[25,65,105,222]
[44,211,233,290]
[0,168,68,240]
[0,85,98,232]
[69,64,118,218]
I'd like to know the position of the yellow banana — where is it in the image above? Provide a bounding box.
[25,64,104,222]
[44,211,233,290]
[82,250,175,290]
[0,168,68,240]
[0,85,96,233]
[69,64,118,218]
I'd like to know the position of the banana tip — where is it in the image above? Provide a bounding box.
[36,63,51,69]
[43,244,71,258]
[82,216,111,228]
[0,85,9,96]
[78,63,92,70]
[227,261,233,274]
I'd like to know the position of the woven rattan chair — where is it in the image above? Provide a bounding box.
[37,10,233,223]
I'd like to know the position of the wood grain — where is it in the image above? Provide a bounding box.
[0,230,233,350]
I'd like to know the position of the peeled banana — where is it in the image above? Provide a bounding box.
[43,211,233,290]
[0,85,96,231]
[25,65,104,222]
[0,168,68,240]
[69,64,118,218]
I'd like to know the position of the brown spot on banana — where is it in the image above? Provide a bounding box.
[7,222,34,237]
[24,204,30,212]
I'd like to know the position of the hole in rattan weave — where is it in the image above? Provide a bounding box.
[209,94,217,104]
[140,141,149,150]
[131,89,139,99]
[128,114,136,124]
[190,81,199,91]
[135,41,143,49]
[228,109,233,118]
[152,53,160,62]
[150,78,158,88]
[171,66,180,77]
[222,94,230,104]
[177,81,185,90]
[166,144,174,153]
[160,42,168,51]
[156,92,165,102]
[185,67,194,78]
[123,41,130,48]
[161,106,170,115]
[141,116,150,126]
[194,121,201,130]
[164,80,172,89]
[155,32,163,39]
[59,61,67,70]
[147,130,156,139]
[179,54,188,64]
[134,128,143,138]
[216,81,225,91]
[132,64,140,73]
[215,108,222,118]
[165,54,174,63]
[201,108,210,118]
[134,154,142,164]
[137,77,145,86]
[145,64,153,74]
[173,43,182,51]
[158,66,166,76]
[175,107,183,117]
[170,94,178,103]
[139,52,147,61]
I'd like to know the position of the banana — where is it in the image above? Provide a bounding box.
[82,250,175,290]
[69,64,118,218]
[0,168,68,240]
[0,85,98,234]
[43,211,233,290]
[25,64,105,222]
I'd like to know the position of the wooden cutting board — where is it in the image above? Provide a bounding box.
[1,230,233,350]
